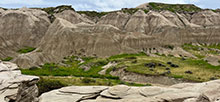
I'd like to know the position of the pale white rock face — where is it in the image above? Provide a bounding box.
[160,11,201,28]
[55,10,95,24]
[125,10,177,34]
[39,80,220,102]
[191,10,220,27]
[97,12,130,30]
[59,86,108,94]
[1,7,220,69]
[0,8,50,61]
[204,55,220,66]
[0,61,39,102]
[0,8,50,47]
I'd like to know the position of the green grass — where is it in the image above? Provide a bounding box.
[107,53,220,82]
[21,51,220,85]
[148,2,202,12]
[42,5,75,15]
[40,76,150,88]
[77,11,109,18]
[17,46,36,54]
[21,57,118,79]
[1,57,13,61]
[121,8,140,15]
[202,44,220,50]
[37,77,67,95]
[37,76,151,96]
[182,43,220,58]
[108,52,146,60]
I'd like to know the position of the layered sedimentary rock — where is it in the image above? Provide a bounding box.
[0,8,50,58]
[0,61,39,102]
[0,3,220,68]
[14,17,158,68]
[191,10,220,27]
[97,12,130,30]
[39,80,220,102]
[55,10,94,24]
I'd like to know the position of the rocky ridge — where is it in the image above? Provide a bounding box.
[0,3,220,68]
[39,80,220,102]
[0,60,39,102]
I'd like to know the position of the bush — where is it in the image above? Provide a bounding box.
[125,56,137,59]
[81,78,96,83]
[148,2,201,12]
[163,45,174,50]
[37,77,67,95]
[95,60,108,66]
[29,66,39,70]
[17,46,36,53]
[42,5,75,15]
[77,11,109,18]
[2,57,13,61]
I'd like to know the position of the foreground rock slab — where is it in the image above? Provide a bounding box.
[39,80,220,102]
[0,61,39,102]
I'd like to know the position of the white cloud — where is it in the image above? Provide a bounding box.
[0,0,44,5]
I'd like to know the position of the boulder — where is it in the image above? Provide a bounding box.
[0,61,39,102]
[204,55,220,66]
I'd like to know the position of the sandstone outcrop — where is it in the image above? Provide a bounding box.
[0,3,220,68]
[55,10,94,24]
[14,18,158,68]
[0,8,50,59]
[191,10,220,27]
[97,12,130,30]
[39,80,220,102]
[0,61,39,102]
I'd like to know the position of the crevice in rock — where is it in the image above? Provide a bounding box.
[176,13,187,27]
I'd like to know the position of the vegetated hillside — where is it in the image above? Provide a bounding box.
[137,2,202,12]
[0,2,220,69]
[22,44,220,87]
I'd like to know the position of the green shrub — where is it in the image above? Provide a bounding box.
[17,46,36,53]
[2,57,13,61]
[42,5,75,15]
[172,75,183,79]
[29,66,39,70]
[121,8,139,15]
[148,2,202,12]
[82,78,96,83]
[163,45,174,50]
[95,60,108,66]
[37,77,67,95]
[77,11,109,18]
[125,56,137,59]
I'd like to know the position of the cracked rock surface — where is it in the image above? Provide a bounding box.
[39,80,220,102]
[0,61,39,102]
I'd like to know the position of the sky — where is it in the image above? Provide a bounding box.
[0,0,219,11]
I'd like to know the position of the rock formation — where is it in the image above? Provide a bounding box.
[0,7,50,59]
[39,80,220,102]
[0,3,220,68]
[54,10,94,24]
[0,61,39,102]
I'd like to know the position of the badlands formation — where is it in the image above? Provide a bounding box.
[0,3,219,68]
[0,2,220,102]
